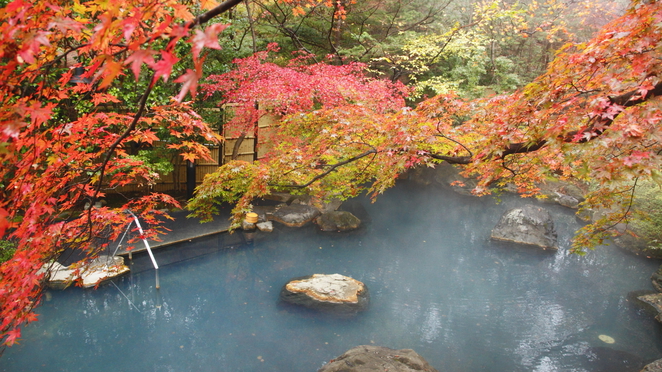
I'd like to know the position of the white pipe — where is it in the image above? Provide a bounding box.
[126,210,159,270]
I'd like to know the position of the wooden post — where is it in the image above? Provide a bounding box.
[186,160,196,199]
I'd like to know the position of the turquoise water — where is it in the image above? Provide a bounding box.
[2,180,662,371]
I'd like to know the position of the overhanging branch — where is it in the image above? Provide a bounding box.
[194,0,245,25]
[276,149,378,188]
[433,81,662,164]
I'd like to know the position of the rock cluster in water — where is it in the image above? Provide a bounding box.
[40,255,129,289]
[490,204,558,250]
[317,345,438,372]
[244,194,362,232]
[270,203,321,228]
[280,273,369,315]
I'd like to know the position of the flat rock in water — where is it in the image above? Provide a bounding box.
[263,192,295,203]
[280,273,369,315]
[318,345,438,372]
[40,261,76,289]
[256,221,274,232]
[40,255,129,289]
[315,211,361,232]
[80,255,130,288]
[491,204,558,250]
[270,203,320,227]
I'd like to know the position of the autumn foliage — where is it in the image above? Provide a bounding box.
[0,0,228,346]
[429,0,662,249]
[192,0,662,255]
[1,0,661,350]
[189,46,411,224]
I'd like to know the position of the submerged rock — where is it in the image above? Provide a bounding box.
[280,273,369,315]
[641,359,662,372]
[491,204,558,250]
[270,204,320,227]
[315,211,361,232]
[318,345,438,372]
[585,346,644,372]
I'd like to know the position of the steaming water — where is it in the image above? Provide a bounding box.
[2,180,662,371]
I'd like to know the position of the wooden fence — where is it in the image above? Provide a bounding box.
[107,106,278,195]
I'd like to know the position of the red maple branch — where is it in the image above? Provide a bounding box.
[433,81,662,165]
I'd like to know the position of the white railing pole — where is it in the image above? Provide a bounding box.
[126,210,160,289]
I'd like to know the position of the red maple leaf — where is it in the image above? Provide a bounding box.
[124,49,156,80]
[4,329,21,346]
[0,208,9,238]
[191,23,227,59]
[18,31,51,64]
[153,52,180,82]
[174,69,200,102]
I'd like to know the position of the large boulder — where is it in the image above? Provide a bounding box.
[318,345,438,372]
[612,225,662,259]
[652,266,662,292]
[310,195,344,214]
[280,273,369,315]
[636,293,662,323]
[315,211,361,232]
[491,204,558,250]
[270,204,320,228]
[537,180,586,209]
[432,163,477,196]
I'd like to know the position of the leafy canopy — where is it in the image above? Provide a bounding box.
[0,0,235,346]
[191,0,662,256]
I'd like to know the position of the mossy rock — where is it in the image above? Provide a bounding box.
[315,211,361,232]
[318,345,438,372]
[614,230,662,259]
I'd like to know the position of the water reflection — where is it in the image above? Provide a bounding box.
[3,181,662,372]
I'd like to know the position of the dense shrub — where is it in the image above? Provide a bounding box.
[631,182,662,252]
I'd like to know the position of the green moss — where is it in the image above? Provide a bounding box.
[0,240,17,263]
[631,182,662,253]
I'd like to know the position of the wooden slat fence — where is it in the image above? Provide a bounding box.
[106,106,278,195]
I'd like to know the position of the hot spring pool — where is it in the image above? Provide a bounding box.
[2,181,662,371]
